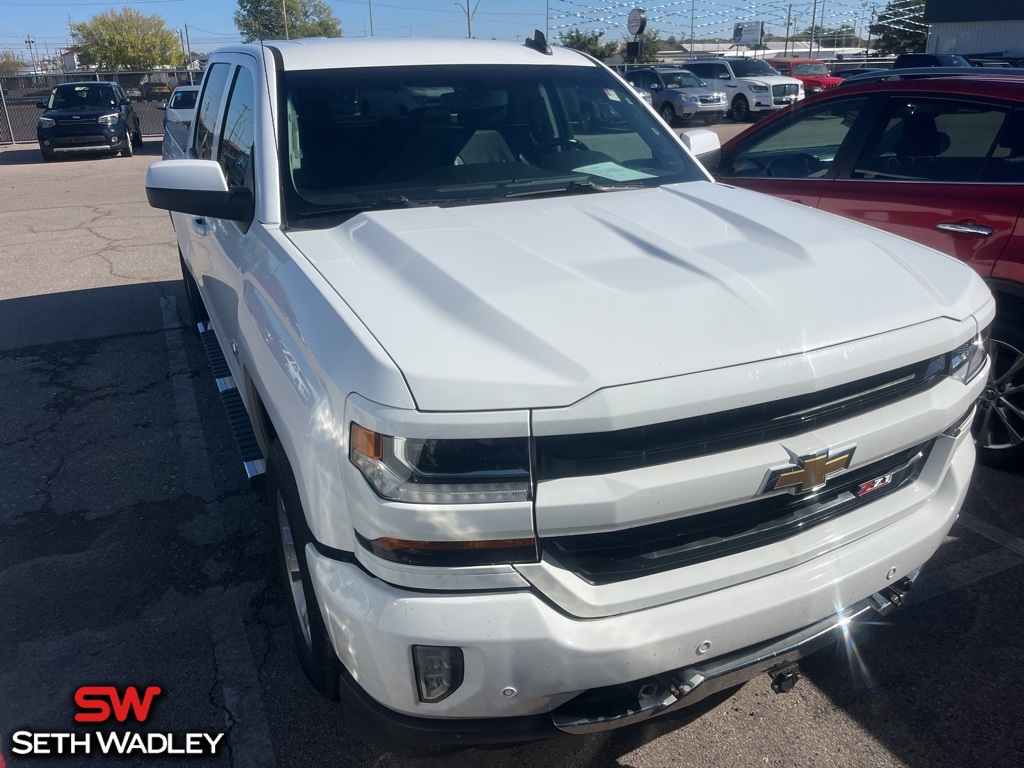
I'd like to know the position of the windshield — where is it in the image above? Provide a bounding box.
[280,64,703,228]
[169,90,198,110]
[661,71,705,89]
[793,63,829,76]
[729,59,780,78]
[48,84,116,109]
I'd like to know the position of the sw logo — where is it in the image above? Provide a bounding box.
[74,685,162,723]
[8,685,224,757]
[761,446,856,495]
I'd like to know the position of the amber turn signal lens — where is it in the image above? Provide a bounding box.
[350,423,383,460]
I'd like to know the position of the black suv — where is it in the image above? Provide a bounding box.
[36,81,143,161]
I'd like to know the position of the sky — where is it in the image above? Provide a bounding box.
[1,1,898,62]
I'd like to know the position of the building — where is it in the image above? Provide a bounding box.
[925,0,1024,57]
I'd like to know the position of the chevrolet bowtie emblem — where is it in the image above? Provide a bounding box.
[761,446,856,495]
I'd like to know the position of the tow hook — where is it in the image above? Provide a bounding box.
[884,575,915,607]
[768,662,801,694]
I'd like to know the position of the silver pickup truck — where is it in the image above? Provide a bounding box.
[146,36,993,749]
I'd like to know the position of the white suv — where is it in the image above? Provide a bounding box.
[684,57,804,121]
[146,37,990,749]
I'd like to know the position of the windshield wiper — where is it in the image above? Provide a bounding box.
[297,195,452,218]
[503,178,646,198]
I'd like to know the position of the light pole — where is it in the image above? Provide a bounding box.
[281,0,290,40]
[369,1,374,37]
[455,1,480,39]
[25,35,36,72]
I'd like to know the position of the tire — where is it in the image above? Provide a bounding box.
[120,130,133,157]
[40,148,55,162]
[267,439,343,700]
[703,112,723,126]
[133,123,143,147]
[659,102,676,125]
[731,95,751,122]
[178,251,209,331]
[973,317,1024,466]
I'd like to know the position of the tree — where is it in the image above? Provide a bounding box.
[632,28,666,63]
[868,0,927,55]
[0,50,26,76]
[70,7,182,70]
[234,0,342,43]
[558,28,619,60]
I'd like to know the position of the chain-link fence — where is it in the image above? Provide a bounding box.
[0,69,199,145]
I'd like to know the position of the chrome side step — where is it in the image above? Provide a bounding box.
[197,323,266,479]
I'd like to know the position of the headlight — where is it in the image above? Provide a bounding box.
[808,86,823,94]
[349,423,531,504]
[98,113,119,126]
[38,117,55,128]
[749,84,769,93]
[949,323,991,385]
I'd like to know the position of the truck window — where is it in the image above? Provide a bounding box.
[218,67,255,189]
[194,63,231,161]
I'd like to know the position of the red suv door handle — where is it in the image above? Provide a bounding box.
[936,222,993,237]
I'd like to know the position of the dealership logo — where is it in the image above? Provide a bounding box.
[8,685,225,757]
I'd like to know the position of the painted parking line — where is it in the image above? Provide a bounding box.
[956,513,1024,558]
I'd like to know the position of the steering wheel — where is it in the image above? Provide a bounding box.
[526,138,590,163]
[766,153,823,178]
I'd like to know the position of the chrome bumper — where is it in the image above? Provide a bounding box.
[552,572,918,734]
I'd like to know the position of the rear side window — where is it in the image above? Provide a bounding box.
[169,90,198,110]
[218,68,255,189]
[852,98,1015,182]
[194,63,231,160]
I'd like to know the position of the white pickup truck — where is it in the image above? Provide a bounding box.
[147,37,993,748]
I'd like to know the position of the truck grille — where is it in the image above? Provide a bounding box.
[772,84,799,98]
[534,354,947,481]
[542,439,933,585]
[58,117,98,126]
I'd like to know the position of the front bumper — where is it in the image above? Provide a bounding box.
[306,428,973,743]
[38,126,126,154]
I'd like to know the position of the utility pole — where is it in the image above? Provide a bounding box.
[866,4,876,56]
[455,1,480,39]
[690,0,696,59]
[184,24,194,84]
[818,0,827,57]
[809,0,817,57]
[369,1,374,37]
[784,4,792,56]
[281,0,290,40]
[24,35,36,72]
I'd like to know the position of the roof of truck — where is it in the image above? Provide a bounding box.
[217,37,595,71]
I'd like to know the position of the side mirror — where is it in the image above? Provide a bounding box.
[648,82,662,91]
[157,102,167,110]
[719,73,731,80]
[145,159,254,226]
[680,128,722,172]
[121,98,131,106]
[36,101,47,109]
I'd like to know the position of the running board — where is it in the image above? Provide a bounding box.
[198,323,266,479]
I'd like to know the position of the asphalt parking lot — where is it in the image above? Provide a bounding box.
[1,134,1023,768]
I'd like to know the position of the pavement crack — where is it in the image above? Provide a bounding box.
[209,645,237,768]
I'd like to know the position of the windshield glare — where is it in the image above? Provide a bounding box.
[793,63,829,76]
[729,59,780,78]
[281,64,703,227]
[662,71,705,89]
[49,84,116,109]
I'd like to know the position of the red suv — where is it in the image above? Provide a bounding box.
[769,58,843,95]
[714,76,1024,464]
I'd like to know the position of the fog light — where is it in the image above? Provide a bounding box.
[412,645,464,703]
[111,136,120,143]
[43,140,51,146]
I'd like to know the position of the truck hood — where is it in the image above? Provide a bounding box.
[287,182,982,412]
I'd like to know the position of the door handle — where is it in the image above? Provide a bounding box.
[936,222,993,237]
[191,216,208,236]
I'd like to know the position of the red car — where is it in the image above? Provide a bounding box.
[769,58,844,94]
[714,76,1024,464]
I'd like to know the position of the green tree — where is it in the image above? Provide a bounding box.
[0,50,26,76]
[633,28,666,63]
[557,28,619,60]
[70,7,182,70]
[868,0,927,54]
[234,0,342,43]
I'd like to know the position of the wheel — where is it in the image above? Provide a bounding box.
[973,317,1024,466]
[267,439,343,699]
[132,123,143,147]
[120,130,133,157]
[731,95,751,122]
[659,103,676,125]
[178,251,209,331]
[703,112,723,126]
[40,148,55,162]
